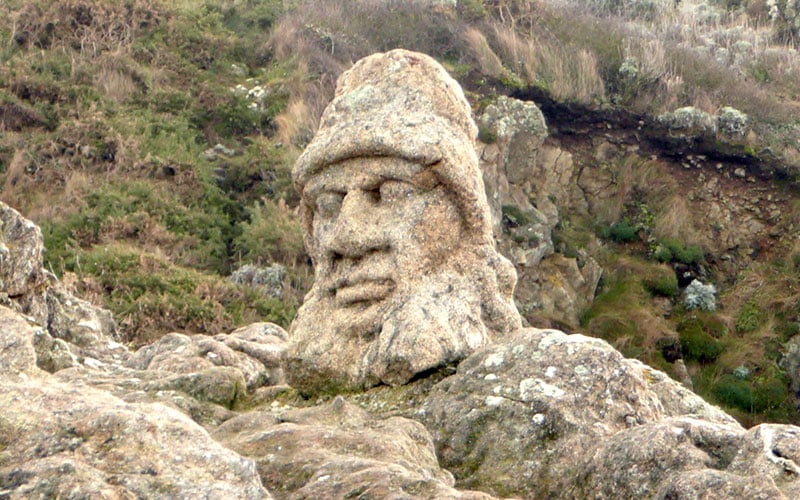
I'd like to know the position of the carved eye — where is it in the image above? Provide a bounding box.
[315,192,343,219]
[379,179,416,203]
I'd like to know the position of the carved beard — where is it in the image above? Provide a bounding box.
[285,261,489,395]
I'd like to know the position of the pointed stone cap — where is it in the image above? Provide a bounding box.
[292,49,493,247]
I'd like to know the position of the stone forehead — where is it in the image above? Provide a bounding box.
[292,49,478,190]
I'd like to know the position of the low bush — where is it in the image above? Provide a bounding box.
[684,280,717,312]
[233,198,305,267]
[710,371,791,417]
[609,218,639,242]
[712,375,754,412]
[71,244,296,346]
[654,238,704,265]
[642,265,678,297]
[678,316,725,362]
[736,300,766,333]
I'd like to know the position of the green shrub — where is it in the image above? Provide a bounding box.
[501,205,533,227]
[69,244,296,346]
[477,124,497,144]
[712,375,753,411]
[234,199,305,266]
[684,280,717,312]
[736,300,765,333]
[752,376,791,413]
[642,266,678,297]
[711,372,790,415]
[678,317,724,363]
[190,90,271,140]
[609,218,638,243]
[657,238,704,265]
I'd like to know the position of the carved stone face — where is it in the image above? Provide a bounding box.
[305,156,462,332]
[284,49,521,395]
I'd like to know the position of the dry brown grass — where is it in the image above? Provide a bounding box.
[463,27,506,79]
[651,194,706,249]
[491,23,605,103]
[94,65,138,102]
[9,0,163,54]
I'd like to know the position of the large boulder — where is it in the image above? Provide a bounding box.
[0,305,271,498]
[0,200,123,369]
[127,322,288,392]
[420,328,800,498]
[0,201,49,324]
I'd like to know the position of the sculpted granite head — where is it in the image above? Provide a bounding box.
[286,49,521,394]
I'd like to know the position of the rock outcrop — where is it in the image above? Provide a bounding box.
[477,97,602,328]
[1,200,124,366]
[215,397,496,499]
[0,306,271,499]
[419,327,800,497]
[6,49,800,500]
[0,201,285,496]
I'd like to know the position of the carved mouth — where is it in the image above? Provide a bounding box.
[333,279,396,307]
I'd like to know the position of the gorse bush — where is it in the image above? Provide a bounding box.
[71,244,296,346]
[610,218,639,242]
[654,238,705,265]
[736,300,766,333]
[642,265,678,297]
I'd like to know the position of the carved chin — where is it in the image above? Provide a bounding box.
[285,274,489,395]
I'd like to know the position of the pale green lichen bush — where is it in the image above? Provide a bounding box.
[657,106,717,134]
[717,106,748,136]
[684,280,717,312]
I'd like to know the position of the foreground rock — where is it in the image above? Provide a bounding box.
[1,200,124,367]
[6,48,800,500]
[421,328,797,497]
[0,306,271,499]
[215,397,496,499]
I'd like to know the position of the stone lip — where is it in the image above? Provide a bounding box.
[333,278,396,306]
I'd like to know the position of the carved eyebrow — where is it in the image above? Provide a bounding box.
[304,177,347,200]
[303,157,436,198]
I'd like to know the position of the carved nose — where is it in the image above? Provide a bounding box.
[328,189,387,258]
